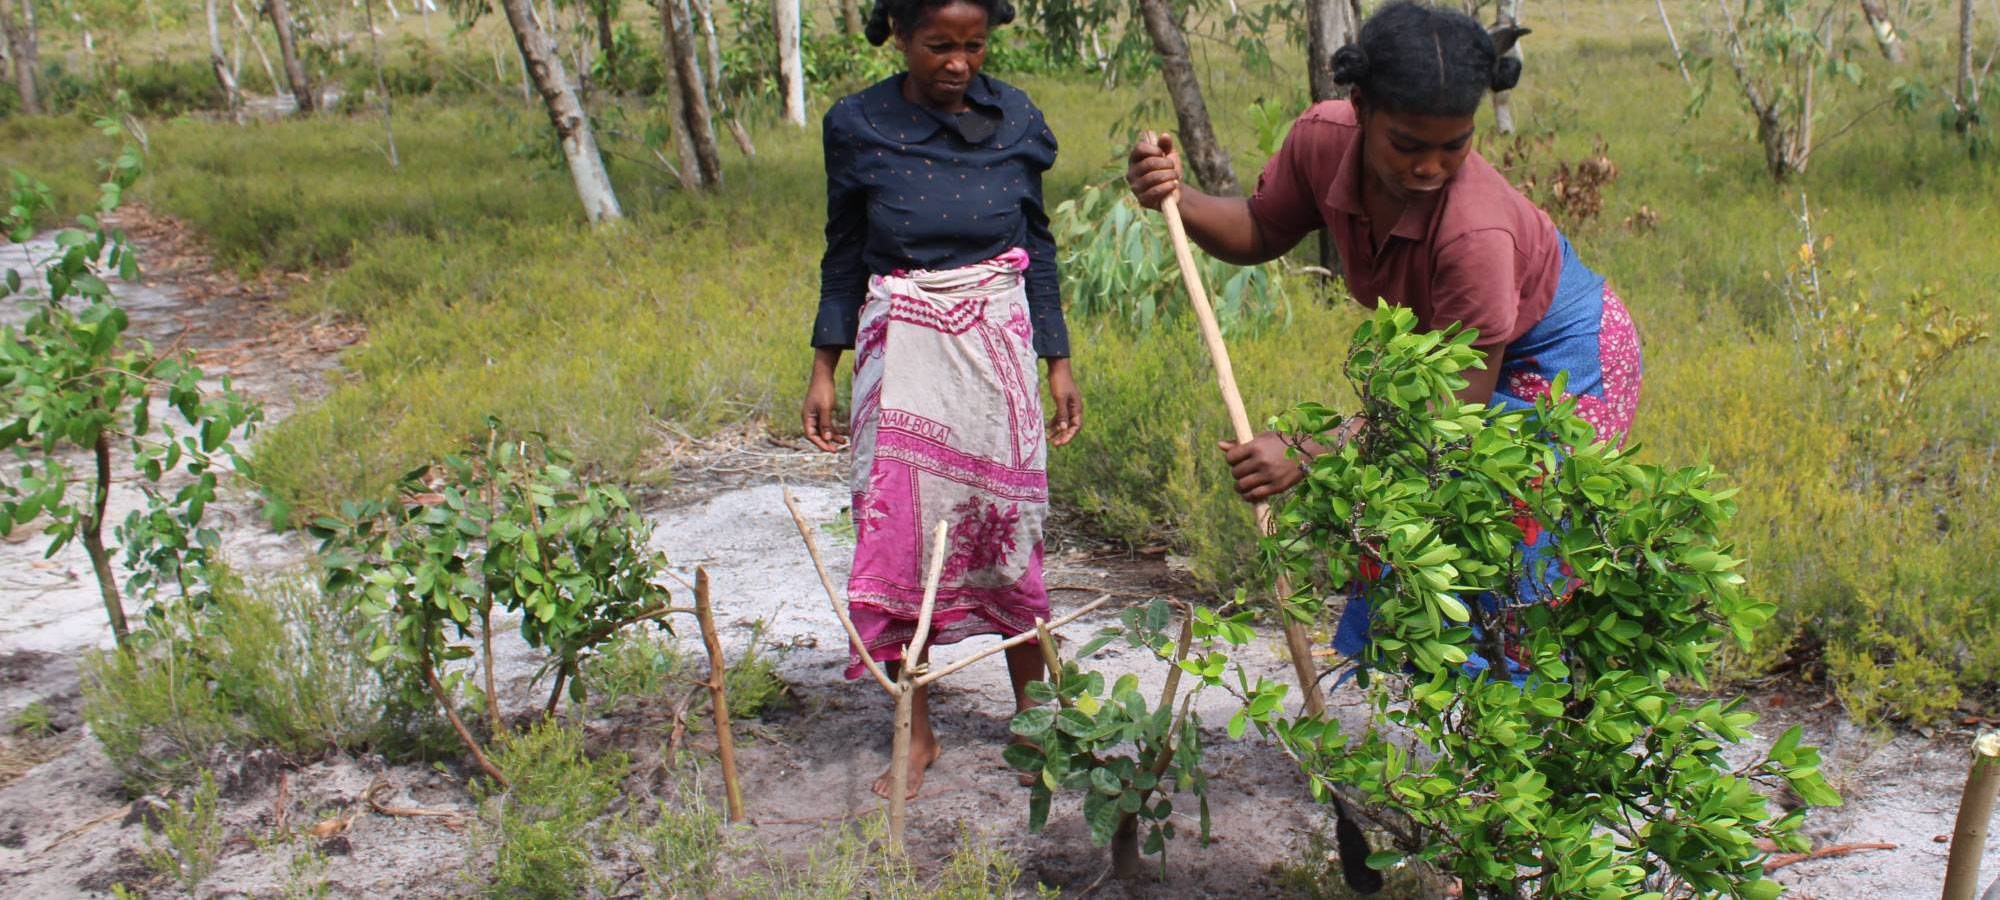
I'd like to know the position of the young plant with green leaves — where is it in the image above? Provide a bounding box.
[1688,0,1870,179]
[0,117,261,647]
[1007,598,1290,880]
[1231,307,1840,897]
[312,421,677,785]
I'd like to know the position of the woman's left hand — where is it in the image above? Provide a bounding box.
[1046,358,1083,447]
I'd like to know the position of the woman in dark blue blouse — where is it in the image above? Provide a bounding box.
[801,0,1081,800]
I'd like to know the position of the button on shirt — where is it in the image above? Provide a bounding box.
[1247,100,1563,355]
[813,73,1069,359]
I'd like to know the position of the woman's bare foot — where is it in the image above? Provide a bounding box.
[872,736,943,800]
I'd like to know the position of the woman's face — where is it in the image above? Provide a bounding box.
[895,2,989,112]
[1356,96,1477,200]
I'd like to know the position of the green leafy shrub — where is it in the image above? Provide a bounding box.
[1244,307,1837,896]
[312,422,678,782]
[1008,599,1264,878]
[1,120,260,645]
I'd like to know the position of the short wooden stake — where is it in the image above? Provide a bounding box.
[693,567,745,823]
[1943,731,2000,900]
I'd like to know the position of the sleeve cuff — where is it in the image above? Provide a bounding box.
[811,300,860,349]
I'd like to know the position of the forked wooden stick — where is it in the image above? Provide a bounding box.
[887,521,949,848]
[915,594,1110,688]
[1160,190,1329,720]
[784,488,896,694]
[781,488,1111,853]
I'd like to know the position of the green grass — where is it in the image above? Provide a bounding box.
[13,1,1999,722]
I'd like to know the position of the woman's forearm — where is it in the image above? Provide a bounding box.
[1172,187,1285,266]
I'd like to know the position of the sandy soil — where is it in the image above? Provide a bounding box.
[0,216,1991,898]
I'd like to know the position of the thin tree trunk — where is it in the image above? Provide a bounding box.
[362,0,399,166]
[1490,0,1524,135]
[593,0,614,65]
[661,0,723,186]
[692,0,754,156]
[232,0,282,95]
[1655,0,1692,83]
[838,0,860,37]
[501,0,625,220]
[265,0,318,113]
[773,0,805,125]
[207,0,245,122]
[420,642,508,787]
[1304,0,1356,273]
[1304,0,1342,103]
[1135,0,1238,193]
[1942,733,2000,900]
[83,435,130,648]
[1859,0,1907,64]
[0,0,41,115]
[1955,0,1979,127]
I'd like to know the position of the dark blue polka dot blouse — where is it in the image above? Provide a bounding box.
[812,73,1068,359]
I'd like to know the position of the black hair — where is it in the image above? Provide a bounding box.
[864,0,1016,45]
[1330,1,1527,118]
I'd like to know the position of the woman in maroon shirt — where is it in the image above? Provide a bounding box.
[1126,0,1640,505]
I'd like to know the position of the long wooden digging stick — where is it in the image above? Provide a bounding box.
[1160,191,1328,720]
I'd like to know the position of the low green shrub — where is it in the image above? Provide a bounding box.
[140,769,225,894]
[81,575,384,791]
[475,719,630,898]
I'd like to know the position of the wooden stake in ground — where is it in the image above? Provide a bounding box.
[1943,731,2000,900]
[692,567,746,823]
[1157,192,1327,721]
[782,488,1110,852]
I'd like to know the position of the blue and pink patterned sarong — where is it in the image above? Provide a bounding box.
[843,248,1050,679]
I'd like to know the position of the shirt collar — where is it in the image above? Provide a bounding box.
[859,73,1023,147]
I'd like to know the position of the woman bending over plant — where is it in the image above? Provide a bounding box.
[1126,0,1642,676]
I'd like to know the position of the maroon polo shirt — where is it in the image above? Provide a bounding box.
[1247,100,1562,354]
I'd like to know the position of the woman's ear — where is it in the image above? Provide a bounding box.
[1349,88,1369,122]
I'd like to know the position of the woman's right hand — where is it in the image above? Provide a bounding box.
[1126,131,1183,211]
[802,349,846,453]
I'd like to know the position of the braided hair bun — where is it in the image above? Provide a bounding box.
[866,0,1016,45]
[1330,1,1526,117]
